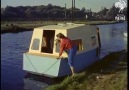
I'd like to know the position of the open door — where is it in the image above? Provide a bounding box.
[41,30,55,54]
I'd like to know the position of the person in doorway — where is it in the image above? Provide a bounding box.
[56,33,77,76]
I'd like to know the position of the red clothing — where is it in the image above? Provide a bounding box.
[59,37,74,57]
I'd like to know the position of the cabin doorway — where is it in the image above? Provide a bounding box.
[41,30,55,54]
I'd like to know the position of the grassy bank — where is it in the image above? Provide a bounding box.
[1,20,118,30]
[45,50,127,90]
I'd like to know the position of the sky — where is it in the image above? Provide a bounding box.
[1,0,127,12]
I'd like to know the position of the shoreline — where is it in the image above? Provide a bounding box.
[45,50,127,90]
[1,20,125,34]
[1,26,33,34]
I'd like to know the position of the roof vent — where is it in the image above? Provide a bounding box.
[57,22,76,26]
[57,23,66,27]
[66,23,74,26]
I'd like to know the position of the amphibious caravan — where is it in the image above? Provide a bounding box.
[23,23,101,77]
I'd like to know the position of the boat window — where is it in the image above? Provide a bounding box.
[41,30,55,54]
[31,38,40,50]
[91,36,96,47]
[72,39,83,51]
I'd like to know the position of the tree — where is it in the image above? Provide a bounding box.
[106,5,119,20]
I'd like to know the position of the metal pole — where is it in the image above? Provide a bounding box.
[72,0,73,22]
[65,3,66,18]
[73,0,75,21]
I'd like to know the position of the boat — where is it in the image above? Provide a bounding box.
[23,23,101,78]
[123,31,127,37]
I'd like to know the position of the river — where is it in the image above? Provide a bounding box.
[1,22,127,90]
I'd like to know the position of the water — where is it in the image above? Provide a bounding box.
[1,22,127,90]
[1,32,32,90]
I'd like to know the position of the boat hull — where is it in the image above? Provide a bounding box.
[23,48,100,77]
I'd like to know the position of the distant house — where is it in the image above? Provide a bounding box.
[115,14,125,21]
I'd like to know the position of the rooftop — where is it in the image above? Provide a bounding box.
[35,23,85,30]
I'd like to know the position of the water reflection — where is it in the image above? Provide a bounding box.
[24,74,49,90]
[23,73,65,90]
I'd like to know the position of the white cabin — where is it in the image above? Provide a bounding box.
[28,23,99,57]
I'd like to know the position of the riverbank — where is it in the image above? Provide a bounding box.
[1,20,123,34]
[45,50,127,90]
[1,25,32,34]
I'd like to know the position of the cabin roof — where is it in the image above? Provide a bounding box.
[34,23,86,30]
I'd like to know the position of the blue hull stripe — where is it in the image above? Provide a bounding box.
[58,48,99,77]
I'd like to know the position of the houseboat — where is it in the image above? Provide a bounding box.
[23,23,101,78]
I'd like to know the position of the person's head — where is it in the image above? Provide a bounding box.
[56,33,65,39]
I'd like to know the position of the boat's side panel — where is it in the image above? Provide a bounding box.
[67,25,98,54]
[23,53,60,77]
[58,48,99,77]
